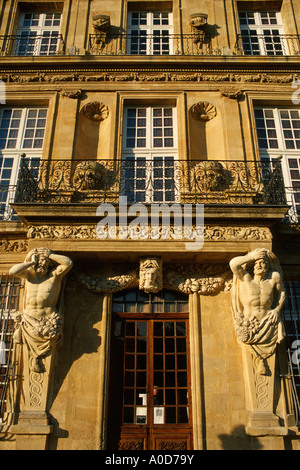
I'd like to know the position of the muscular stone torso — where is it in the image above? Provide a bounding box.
[25,270,62,320]
[239,275,276,321]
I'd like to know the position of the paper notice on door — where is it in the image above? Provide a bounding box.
[153,407,165,424]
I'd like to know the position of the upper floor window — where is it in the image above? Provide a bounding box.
[238,11,287,55]
[0,107,47,219]
[122,106,177,203]
[15,12,62,56]
[255,107,300,221]
[127,11,173,55]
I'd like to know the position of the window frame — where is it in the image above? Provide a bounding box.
[238,10,287,55]
[121,105,179,203]
[127,10,173,55]
[254,106,300,221]
[15,11,62,56]
[0,106,48,220]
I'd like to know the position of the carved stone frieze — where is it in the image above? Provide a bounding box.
[27,224,272,242]
[0,239,28,252]
[0,71,299,84]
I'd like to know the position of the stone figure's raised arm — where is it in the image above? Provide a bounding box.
[9,249,38,279]
[229,248,269,280]
[46,249,73,277]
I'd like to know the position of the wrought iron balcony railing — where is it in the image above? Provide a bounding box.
[12,157,287,207]
[236,33,300,56]
[0,34,65,56]
[89,32,300,56]
[0,33,299,57]
[88,33,219,56]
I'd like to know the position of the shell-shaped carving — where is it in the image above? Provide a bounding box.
[191,101,217,121]
[82,101,109,122]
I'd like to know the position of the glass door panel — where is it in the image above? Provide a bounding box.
[107,290,192,451]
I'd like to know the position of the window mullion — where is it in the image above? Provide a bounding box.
[275,108,287,151]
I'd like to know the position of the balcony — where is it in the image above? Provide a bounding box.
[88,33,225,56]
[88,32,300,57]
[0,34,65,56]
[236,33,300,56]
[0,33,299,58]
[10,157,286,207]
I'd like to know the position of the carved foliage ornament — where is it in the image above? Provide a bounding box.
[191,101,217,121]
[82,101,109,121]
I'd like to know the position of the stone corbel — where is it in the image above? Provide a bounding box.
[92,14,111,49]
[221,89,244,100]
[189,13,209,47]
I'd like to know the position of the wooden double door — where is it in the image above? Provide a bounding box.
[107,290,193,451]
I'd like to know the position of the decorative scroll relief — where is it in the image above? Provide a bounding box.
[0,239,28,252]
[9,248,73,372]
[230,248,286,375]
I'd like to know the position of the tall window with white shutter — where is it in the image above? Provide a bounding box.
[0,107,47,219]
[122,106,178,203]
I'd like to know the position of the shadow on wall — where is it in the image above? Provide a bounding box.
[47,270,103,449]
[218,425,263,450]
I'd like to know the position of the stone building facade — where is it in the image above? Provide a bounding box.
[0,0,299,450]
